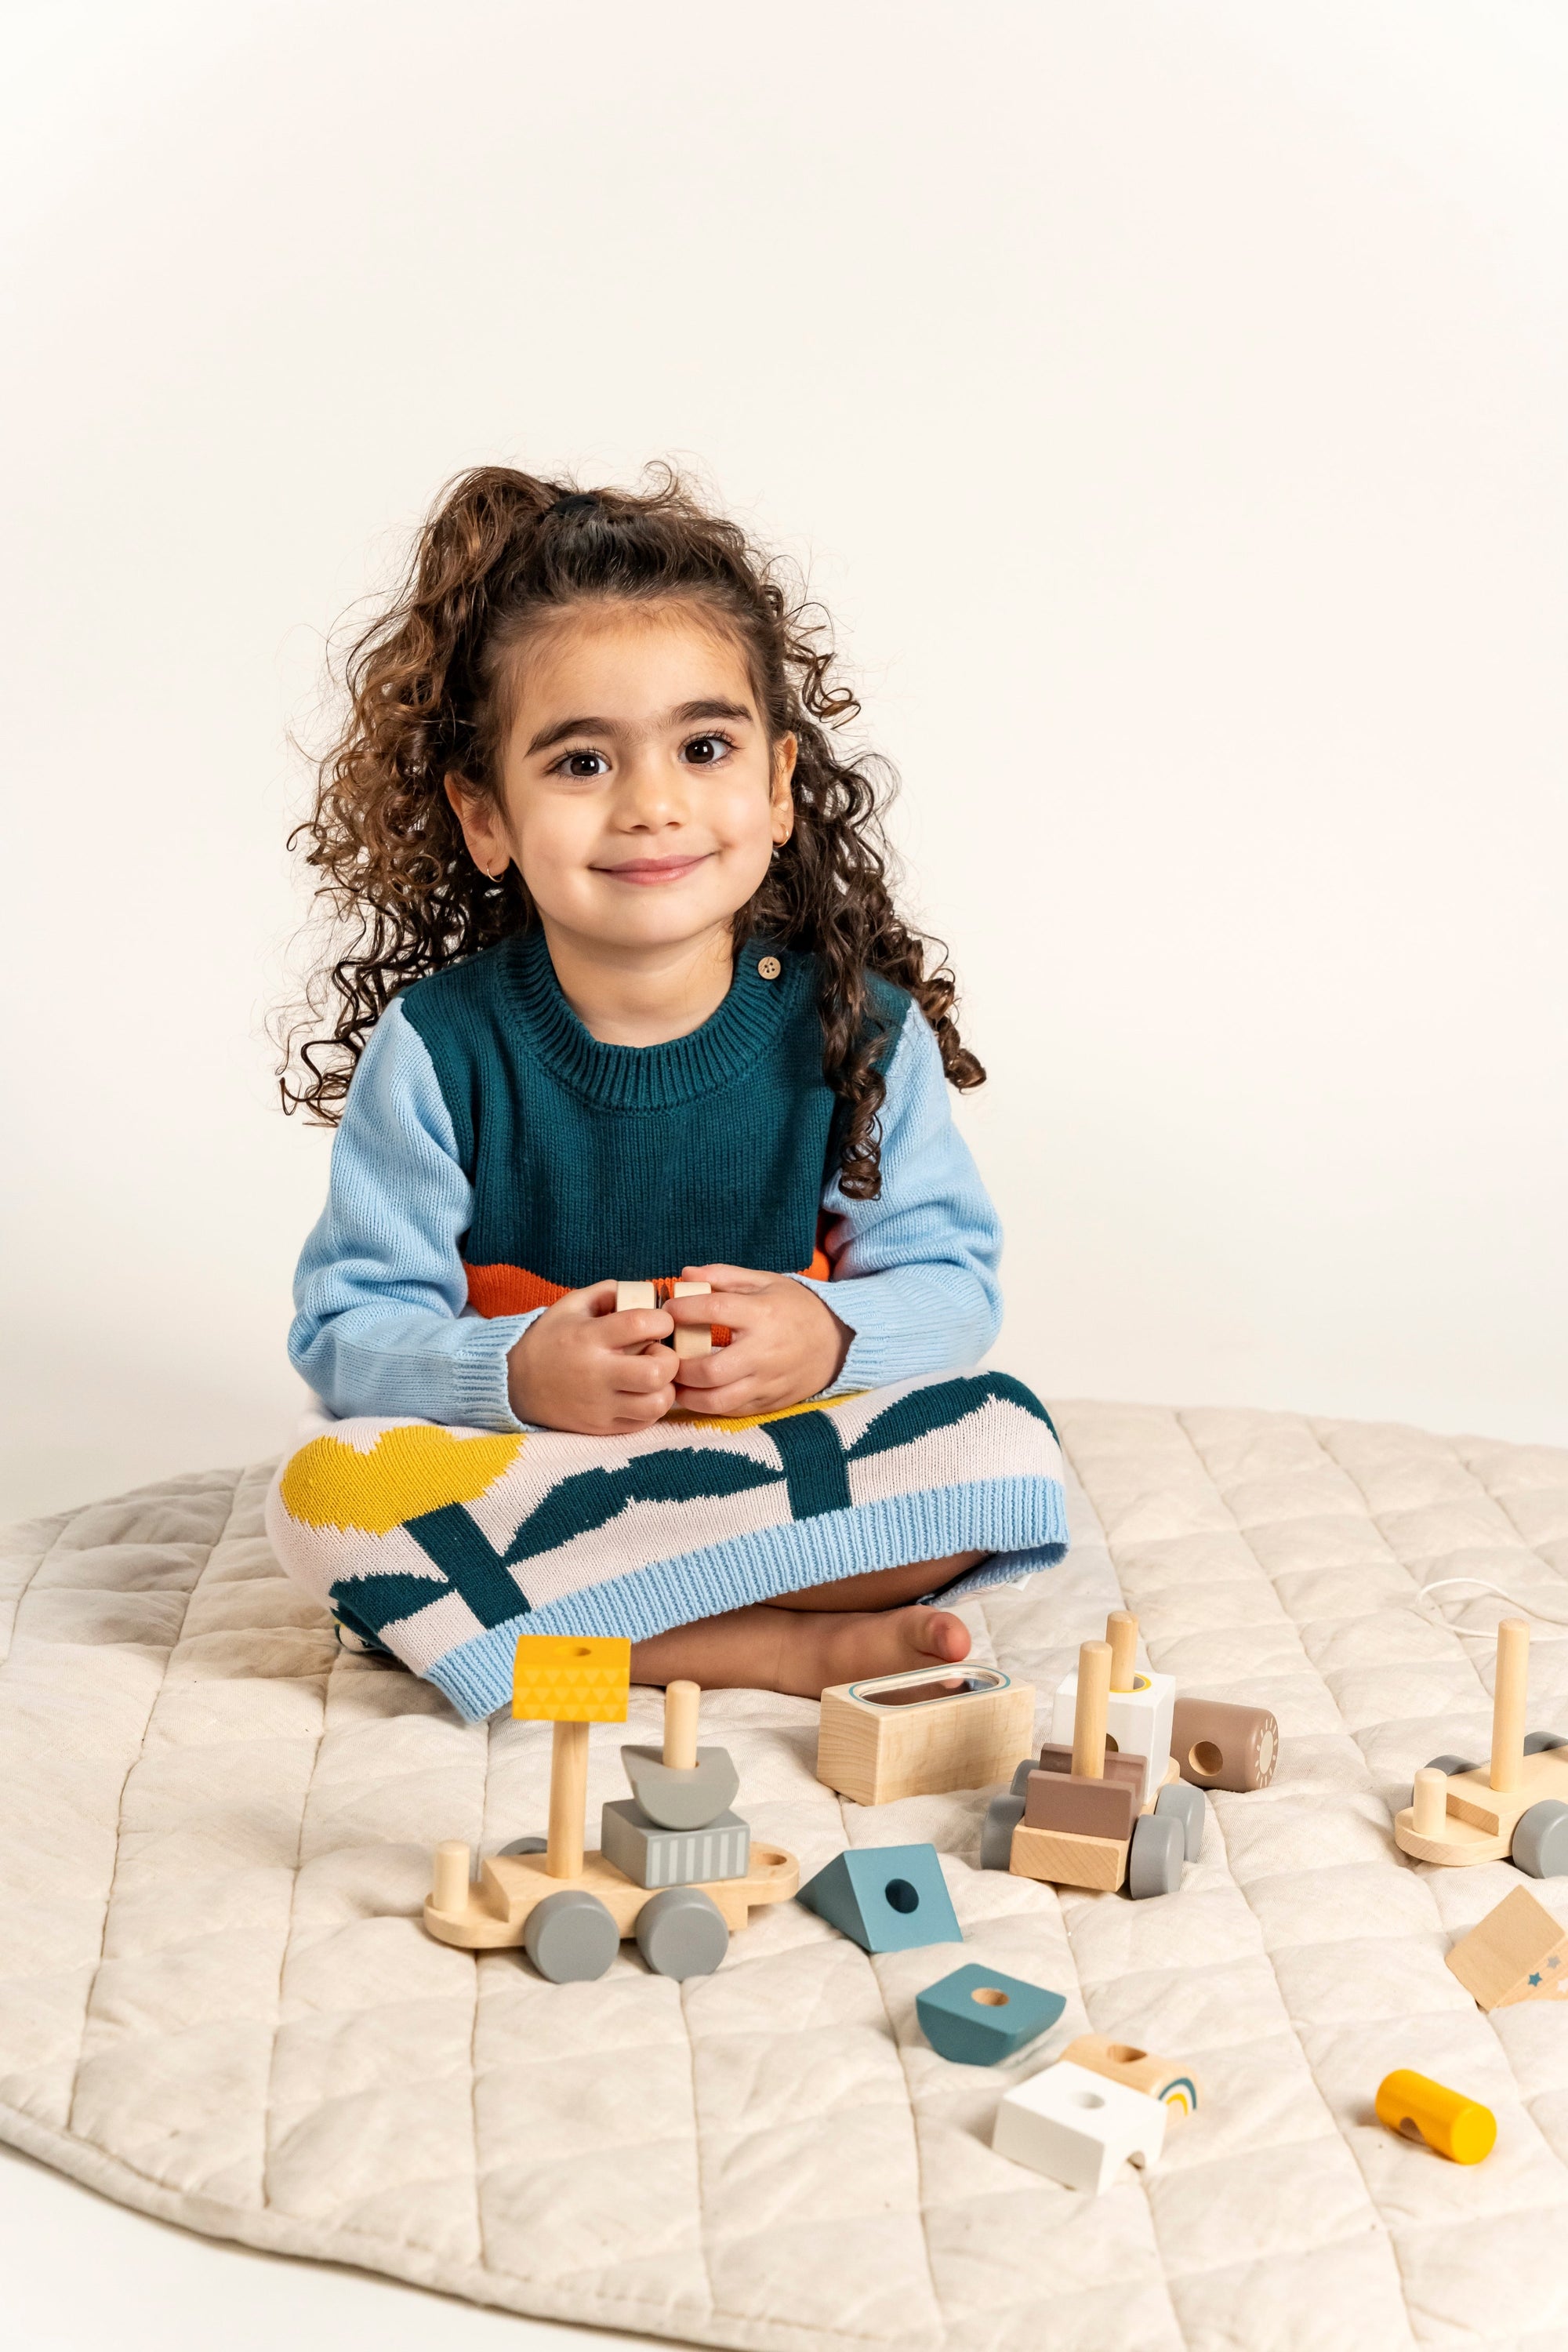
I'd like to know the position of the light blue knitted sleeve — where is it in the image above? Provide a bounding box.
[288,1000,535,1430]
[790,1008,1003,1388]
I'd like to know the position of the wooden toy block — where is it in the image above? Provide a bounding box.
[622,1678,739,1829]
[1001,1639,1190,1901]
[1171,1695,1279,1792]
[424,1838,799,1950]
[1444,1884,1568,2010]
[1375,2069,1496,2165]
[671,1278,712,1361]
[916,1963,1065,2065]
[993,2058,1167,2191]
[600,1798,751,1889]
[1051,1614,1174,1808]
[1022,1769,1137,1843]
[1393,1620,1568,1867]
[1060,2033,1200,2116]
[1026,1744,1146,1800]
[797,1842,963,1951]
[815,1662,1036,1805]
[511,1634,632,1724]
[615,1278,712,1358]
[1010,1822,1127,1893]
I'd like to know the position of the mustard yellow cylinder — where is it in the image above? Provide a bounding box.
[1376,2069,1496,2165]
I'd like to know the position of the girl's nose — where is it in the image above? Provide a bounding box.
[616,750,688,829]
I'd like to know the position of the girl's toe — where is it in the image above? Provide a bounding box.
[913,1606,971,1664]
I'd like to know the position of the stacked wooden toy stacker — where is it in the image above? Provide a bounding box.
[423,1635,798,1980]
[981,1612,1207,1897]
[1396,1616,1568,1875]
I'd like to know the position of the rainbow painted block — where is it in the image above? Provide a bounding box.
[1059,2034,1200,2117]
[511,1635,630,1722]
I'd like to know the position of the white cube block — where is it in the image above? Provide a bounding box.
[1050,1667,1174,1808]
[993,2059,1167,2193]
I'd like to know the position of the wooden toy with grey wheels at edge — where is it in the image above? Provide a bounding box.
[982,1616,1200,1896]
[423,1638,799,1980]
[1394,1617,1568,1874]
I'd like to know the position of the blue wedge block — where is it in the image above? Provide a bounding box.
[797,1842,962,1953]
[916,1963,1065,2064]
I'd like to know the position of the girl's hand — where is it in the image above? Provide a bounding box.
[507,1281,677,1434]
[666,1265,852,1417]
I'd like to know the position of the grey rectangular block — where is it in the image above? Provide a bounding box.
[600,1798,750,1889]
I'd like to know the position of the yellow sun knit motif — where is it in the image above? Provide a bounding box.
[278,1426,524,1534]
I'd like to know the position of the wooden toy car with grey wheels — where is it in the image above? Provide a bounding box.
[981,1613,1205,1897]
[423,1637,798,1980]
[1395,1617,1568,1875]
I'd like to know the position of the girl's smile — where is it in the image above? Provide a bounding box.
[593,851,716,885]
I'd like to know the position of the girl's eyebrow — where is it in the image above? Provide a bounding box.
[525,699,754,756]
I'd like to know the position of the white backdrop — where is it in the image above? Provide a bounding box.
[3,0,1566,1524]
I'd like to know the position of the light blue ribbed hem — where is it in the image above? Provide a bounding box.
[424,1475,1068,1722]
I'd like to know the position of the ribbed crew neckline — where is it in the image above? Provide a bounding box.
[498,927,811,1112]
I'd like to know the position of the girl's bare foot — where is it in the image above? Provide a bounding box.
[629,1552,984,1697]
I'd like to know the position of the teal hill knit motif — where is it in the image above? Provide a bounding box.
[398,930,911,1308]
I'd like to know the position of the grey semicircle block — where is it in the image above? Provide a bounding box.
[620,1744,739,1830]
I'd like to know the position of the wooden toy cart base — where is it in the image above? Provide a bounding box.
[426,1841,800,1949]
[1394,1749,1568,1867]
[1011,1759,1182,1893]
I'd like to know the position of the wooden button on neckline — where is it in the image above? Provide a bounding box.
[757,955,782,980]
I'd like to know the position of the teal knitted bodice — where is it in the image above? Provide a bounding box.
[398,929,909,1315]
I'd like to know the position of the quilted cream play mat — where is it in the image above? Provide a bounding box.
[4,1402,1568,2352]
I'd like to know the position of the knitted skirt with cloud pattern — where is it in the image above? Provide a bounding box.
[265,1368,1069,1721]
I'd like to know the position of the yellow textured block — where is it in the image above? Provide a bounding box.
[512,1635,630,1722]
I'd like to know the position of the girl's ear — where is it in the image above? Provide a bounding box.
[770,733,798,845]
[445,772,511,880]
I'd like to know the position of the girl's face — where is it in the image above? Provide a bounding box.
[448,601,796,958]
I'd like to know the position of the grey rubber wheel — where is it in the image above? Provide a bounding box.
[1424,1755,1479,1778]
[1523,1732,1568,1755]
[634,1885,729,1980]
[1511,1798,1568,1878]
[982,1791,1026,1871]
[1011,1757,1036,1797]
[1126,1811,1184,1899]
[1154,1778,1207,1862]
[499,1835,548,1857]
[523,1889,619,1982]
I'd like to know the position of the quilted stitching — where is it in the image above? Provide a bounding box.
[0,1410,1565,2349]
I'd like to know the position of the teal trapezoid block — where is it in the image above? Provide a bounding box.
[916,1963,1065,2065]
[797,1842,962,1953]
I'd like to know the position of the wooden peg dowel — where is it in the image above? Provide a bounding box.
[1106,1611,1138,1693]
[1490,1618,1530,1794]
[432,1839,470,1913]
[1072,1641,1112,1781]
[547,1719,590,1878]
[663,1679,700,1770]
[1412,1767,1448,1838]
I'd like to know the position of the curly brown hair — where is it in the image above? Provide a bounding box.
[278,463,984,1196]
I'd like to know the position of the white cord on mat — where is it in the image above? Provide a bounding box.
[1415,1575,1568,1639]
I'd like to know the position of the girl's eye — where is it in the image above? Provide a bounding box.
[682,731,736,767]
[556,750,610,779]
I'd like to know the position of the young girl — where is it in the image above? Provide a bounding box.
[267,468,1067,1722]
